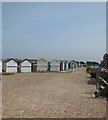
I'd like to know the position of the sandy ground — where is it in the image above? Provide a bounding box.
[2,68,106,118]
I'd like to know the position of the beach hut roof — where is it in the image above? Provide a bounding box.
[3,58,20,63]
[37,58,48,62]
[21,59,33,63]
[50,59,61,63]
[59,60,68,62]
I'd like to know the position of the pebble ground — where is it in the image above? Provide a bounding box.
[2,68,106,118]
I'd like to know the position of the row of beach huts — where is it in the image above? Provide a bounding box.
[0,58,86,73]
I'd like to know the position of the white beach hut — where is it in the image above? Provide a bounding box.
[20,59,32,73]
[50,60,61,72]
[3,58,18,73]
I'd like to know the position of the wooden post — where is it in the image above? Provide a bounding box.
[106,100,107,119]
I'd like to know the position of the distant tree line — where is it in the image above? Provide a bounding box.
[86,61,99,66]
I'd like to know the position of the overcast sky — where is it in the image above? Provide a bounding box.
[2,2,106,61]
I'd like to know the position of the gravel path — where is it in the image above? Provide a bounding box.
[2,68,106,118]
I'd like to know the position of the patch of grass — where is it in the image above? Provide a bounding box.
[2,72,15,75]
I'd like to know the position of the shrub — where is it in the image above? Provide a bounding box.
[86,66,97,78]
[86,66,93,73]
[90,71,96,78]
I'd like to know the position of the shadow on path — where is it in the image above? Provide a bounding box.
[87,77,97,85]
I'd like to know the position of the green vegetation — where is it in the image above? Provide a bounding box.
[86,61,99,66]
[86,66,96,78]
[90,70,96,78]
[2,72,15,75]
[86,66,92,73]
[86,61,100,78]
